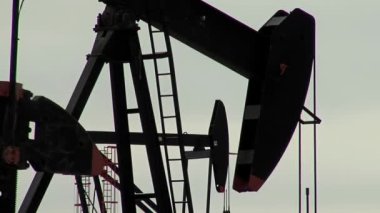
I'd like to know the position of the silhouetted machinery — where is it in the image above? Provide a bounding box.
[0,0,315,212]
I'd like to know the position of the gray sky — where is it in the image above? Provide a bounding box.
[1,0,380,212]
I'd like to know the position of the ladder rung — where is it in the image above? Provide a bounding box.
[158,72,171,76]
[127,108,139,114]
[135,193,156,199]
[166,135,179,139]
[168,158,182,161]
[142,52,169,60]
[174,201,188,204]
[160,94,173,98]
[171,179,184,183]
[163,115,176,119]
[152,30,163,33]
[104,201,118,204]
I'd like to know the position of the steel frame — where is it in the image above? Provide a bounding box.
[19,6,173,213]
[8,2,318,213]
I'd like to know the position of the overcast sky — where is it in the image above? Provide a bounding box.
[1,0,380,212]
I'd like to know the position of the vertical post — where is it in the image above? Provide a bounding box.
[298,123,302,213]
[8,0,20,145]
[306,188,310,213]
[206,159,212,213]
[312,58,318,213]
[110,62,136,213]
[227,166,230,212]
[9,0,20,86]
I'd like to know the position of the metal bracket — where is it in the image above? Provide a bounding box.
[300,106,321,125]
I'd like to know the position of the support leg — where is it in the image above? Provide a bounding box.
[110,62,136,213]
[126,29,172,212]
[19,31,112,213]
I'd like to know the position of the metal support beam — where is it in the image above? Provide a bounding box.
[19,30,112,213]
[93,176,107,213]
[2,1,21,210]
[206,159,212,213]
[134,186,158,212]
[66,32,112,118]
[7,0,19,145]
[88,131,210,147]
[75,176,90,213]
[109,61,136,213]
[19,172,53,213]
[127,28,172,212]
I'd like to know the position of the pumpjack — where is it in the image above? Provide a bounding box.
[0,0,316,212]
